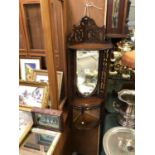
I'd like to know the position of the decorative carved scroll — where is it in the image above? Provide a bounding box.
[99,49,111,97]
[68,16,106,45]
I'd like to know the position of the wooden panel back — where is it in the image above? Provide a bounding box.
[23,3,44,49]
[19,19,26,50]
[66,0,107,34]
[50,0,68,102]
[50,0,65,70]
[19,5,28,55]
[71,126,100,155]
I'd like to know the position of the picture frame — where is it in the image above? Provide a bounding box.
[32,69,48,83]
[19,57,41,80]
[19,81,49,111]
[32,70,63,100]
[19,128,61,155]
[32,107,63,132]
[19,110,33,145]
[37,133,55,145]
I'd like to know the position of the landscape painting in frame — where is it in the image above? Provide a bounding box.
[20,57,41,81]
[19,81,49,109]
[32,107,63,131]
[35,113,60,129]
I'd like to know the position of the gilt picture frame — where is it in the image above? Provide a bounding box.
[19,81,49,111]
[32,70,63,100]
[106,0,130,36]
[20,57,41,81]
[32,69,48,83]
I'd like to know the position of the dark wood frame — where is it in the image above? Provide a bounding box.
[20,0,46,56]
[32,107,63,132]
[68,47,112,99]
[106,0,131,37]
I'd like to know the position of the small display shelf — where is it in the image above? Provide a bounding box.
[70,97,103,130]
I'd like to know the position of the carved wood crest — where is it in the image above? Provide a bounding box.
[68,16,106,45]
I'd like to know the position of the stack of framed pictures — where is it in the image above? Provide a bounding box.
[19,57,63,101]
[19,107,63,155]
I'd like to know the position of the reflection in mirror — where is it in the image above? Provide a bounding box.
[112,0,120,28]
[76,50,99,96]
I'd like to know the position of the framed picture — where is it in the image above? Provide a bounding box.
[19,110,33,145]
[32,69,48,83]
[37,133,55,145]
[19,129,61,155]
[32,70,63,100]
[20,57,41,80]
[32,107,63,131]
[19,81,49,110]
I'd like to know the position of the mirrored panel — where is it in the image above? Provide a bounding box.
[76,50,99,96]
[112,0,120,28]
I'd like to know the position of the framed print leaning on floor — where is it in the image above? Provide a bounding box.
[20,57,41,81]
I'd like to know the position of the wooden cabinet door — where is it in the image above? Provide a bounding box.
[19,5,28,56]
[50,0,65,71]
[39,0,67,109]
[20,0,46,56]
[50,0,67,101]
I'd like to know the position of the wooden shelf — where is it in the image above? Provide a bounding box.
[71,97,103,108]
[106,33,129,38]
[68,43,113,50]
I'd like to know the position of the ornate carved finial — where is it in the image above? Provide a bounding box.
[68,16,106,45]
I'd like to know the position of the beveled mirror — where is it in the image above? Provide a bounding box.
[76,50,99,96]
[112,0,120,29]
